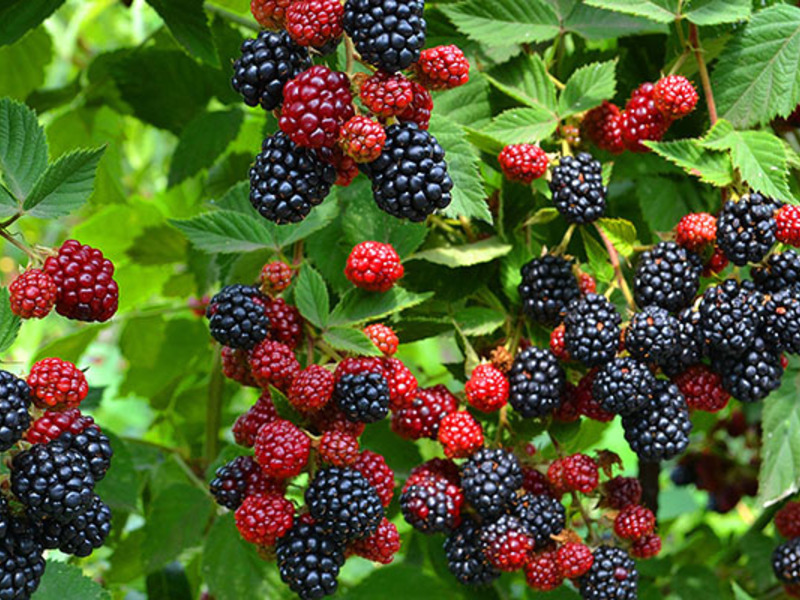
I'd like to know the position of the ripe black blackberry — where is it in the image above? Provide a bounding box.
[210,455,263,510]
[510,493,566,548]
[333,371,391,423]
[249,132,337,224]
[0,517,45,599]
[305,467,383,541]
[400,476,461,534]
[624,305,679,365]
[0,370,31,452]
[634,241,702,312]
[712,335,784,402]
[231,30,311,110]
[579,546,638,600]
[622,380,691,461]
[507,346,566,418]
[518,255,580,324]
[752,250,800,292]
[716,192,779,266]
[206,284,270,350]
[593,357,656,416]
[11,444,95,522]
[773,537,800,584]
[444,517,501,586]
[342,0,426,72]
[764,284,800,353]
[41,495,111,557]
[564,293,622,368]
[549,152,607,225]
[364,122,453,221]
[461,448,523,519]
[52,425,113,482]
[659,307,704,376]
[697,279,765,357]
[276,522,345,600]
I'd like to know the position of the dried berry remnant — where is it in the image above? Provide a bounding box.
[250,0,293,29]
[260,261,294,295]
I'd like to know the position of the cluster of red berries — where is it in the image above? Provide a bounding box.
[8,239,119,323]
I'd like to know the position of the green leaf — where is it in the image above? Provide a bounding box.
[328,287,433,327]
[731,582,755,600]
[711,4,800,128]
[294,264,329,329]
[94,431,139,513]
[33,325,104,363]
[684,0,750,25]
[596,217,637,257]
[22,147,105,217]
[636,176,690,236]
[758,357,800,506]
[453,307,505,336]
[558,60,617,117]
[271,195,340,248]
[481,107,559,145]
[486,54,558,112]
[32,561,110,600]
[0,288,20,354]
[145,0,218,65]
[168,110,243,187]
[700,119,792,199]
[0,97,47,202]
[431,75,493,129]
[564,4,668,39]
[322,327,382,356]
[0,0,64,46]
[128,225,188,265]
[0,27,52,100]
[146,563,193,600]
[441,0,559,47]
[522,207,560,227]
[143,483,214,572]
[581,0,679,23]
[409,237,512,268]
[429,115,492,223]
[172,210,275,253]
[338,564,454,599]
[644,139,734,187]
[581,228,614,283]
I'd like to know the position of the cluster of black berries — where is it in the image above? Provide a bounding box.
[772,500,800,595]
[232,0,469,224]
[0,366,113,598]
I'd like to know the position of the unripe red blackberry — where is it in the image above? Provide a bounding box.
[345,241,404,292]
[631,533,662,559]
[498,144,549,184]
[716,192,779,266]
[776,502,800,539]
[438,411,483,459]
[391,384,457,440]
[397,81,433,129]
[209,455,285,510]
[600,476,643,510]
[522,467,557,498]
[220,346,258,387]
[233,393,279,447]
[405,458,460,489]
[250,0,292,29]
[317,430,360,466]
[413,45,469,90]
[582,101,624,154]
[672,364,730,412]
[43,239,119,322]
[480,514,534,572]
[352,450,395,507]
[8,268,57,319]
[548,453,599,494]
[235,493,295,546]
[339,116,386,163]
[776,204,800,247]
[264,297,303,349]
[653,75,699,119]
[621,82,671,153]
[288,364,334,414]
[27,358,88,410]
[465,363,508,412]
[614,504,656,540]
[676,212,717,253]
[525,550,564,591]
[279,65,354,149]
[360,70,414,117]
[557,542,594,579]
[249,339,301,392]
[254,419,311,478]
[349,517,400,564]
[576,369,615,423]
[26,408,92,445]
[260,261,294,295]
[363,323,399,355]
[550,324,570,361]
[377,356,416,412]
[309,403,366,439]
[285,0,343,51]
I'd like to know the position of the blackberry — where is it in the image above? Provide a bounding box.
[717,193,779,266]
[444,517,500,586]
[479,514,534,572]
[363,122,452,221]
[11,444,95,522]
[564,293,622,368]
[206,284,269,350]
[209,455,284,511]
[52,425,113,482]
[774,538,800,584]
[249,132,337,224]
[549,152,607,225]
[41,495,111,557]
[593,357,656,416]
[461,448,522,519]
[231,30,311,110]
[276,522,345,599]
[579,546,638,600]
[510,493,566,548]
[333,371,391,423]
[305,467,384,541]
[518,255,580,324]
[622,380,691,461]
[659,307,704,376]
[342,0,426,72]
[507,346,566,418]
[0,517,45,599]
[634,241,702,312]
[0,370,31,452]
[753,250,800,292]
[712,335,784,402]
[624,305,679,365]
[400,476,463,534]
[764,284,800,353]
[697,279,765,357]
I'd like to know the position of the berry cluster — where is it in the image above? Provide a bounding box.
[233,0,469,224]
[583,75,699,153]
[774,500,800,595]
[0,361,113,598]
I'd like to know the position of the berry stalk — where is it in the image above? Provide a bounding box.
[689,24,717,125]
[593,223,635,310]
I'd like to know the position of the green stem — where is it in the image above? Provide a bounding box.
[0,228,38,263]
[204,3,260,31]
[593,223,636,310]
[203,347,225,465]
[689,24,717,125]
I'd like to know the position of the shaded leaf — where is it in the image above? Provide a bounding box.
[168,109,243,187]
[322,327,382,356]
[410,237,512,268]
[145,0,218,65]
[294,264,329,329]
[0,97,47,202]
[0,0,64,46]
[329,287,433,327]
[485,54,558,112]
[0,288,20,354]
[453,307,505,336]
[0,27,52,101]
